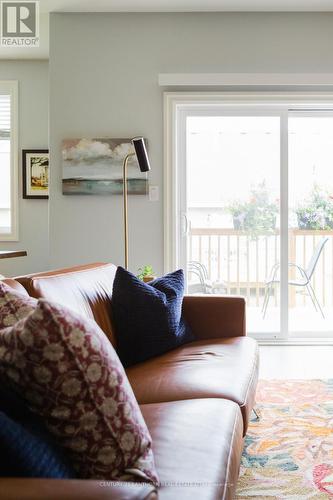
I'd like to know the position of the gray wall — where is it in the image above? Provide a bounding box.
[0,60,49,277]
[49,13,333,274]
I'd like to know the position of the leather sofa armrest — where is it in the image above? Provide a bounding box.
[0,479,157,500]
[182,295,246,339]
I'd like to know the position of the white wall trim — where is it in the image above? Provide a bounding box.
[164,92,177,273]
[159,73,333,87]
[0,80,18,242]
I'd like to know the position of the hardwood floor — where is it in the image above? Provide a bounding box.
[259,345,333,379]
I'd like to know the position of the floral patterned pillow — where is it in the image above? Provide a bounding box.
[0,299,158,483]
[0,282,36,328]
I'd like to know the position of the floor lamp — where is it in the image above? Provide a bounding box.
[122,137,151,270]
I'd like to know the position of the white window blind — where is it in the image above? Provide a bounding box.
[0,95,11,209]
[0,95,10,137]
[0,82,18,240]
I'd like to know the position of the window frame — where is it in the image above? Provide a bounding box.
[164,92,333,272]
[164,92,333,341]
[0,80,18,241]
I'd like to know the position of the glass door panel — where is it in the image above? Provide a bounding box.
[288,114,333,336]
[186,115,281,336]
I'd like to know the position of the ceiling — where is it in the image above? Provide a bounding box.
[41,0,333,12]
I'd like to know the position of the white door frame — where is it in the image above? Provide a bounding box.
[164,92,333,339]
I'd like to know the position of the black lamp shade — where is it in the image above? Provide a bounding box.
[132,137,151,172]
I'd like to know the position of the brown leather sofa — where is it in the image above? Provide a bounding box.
[1,263,259,500]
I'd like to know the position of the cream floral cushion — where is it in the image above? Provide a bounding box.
[0,282,36,328]
[0,299,158,483]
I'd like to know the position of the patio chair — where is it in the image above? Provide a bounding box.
[188,261,227,295]
[262,237,329,319]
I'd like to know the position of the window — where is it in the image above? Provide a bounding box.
[0,81,18,240]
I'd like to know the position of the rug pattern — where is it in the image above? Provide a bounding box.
[236,379,333,499]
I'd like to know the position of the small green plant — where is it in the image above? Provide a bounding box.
[137,265,155,281]
[295,184,333,230]
[227,181,278,238]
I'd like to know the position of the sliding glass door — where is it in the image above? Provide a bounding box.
[288,113,333,337]
[170,98,333,339]
[183,110,283,337]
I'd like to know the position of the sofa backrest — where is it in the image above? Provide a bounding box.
[14,263,117,347]
[1,278,30,296]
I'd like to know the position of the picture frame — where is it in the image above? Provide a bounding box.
[22,149,49,199]
[62,138,148,195]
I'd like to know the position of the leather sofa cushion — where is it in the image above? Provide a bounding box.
[141,398,243,500]
[15,263,117,346]
[127,336,258,435]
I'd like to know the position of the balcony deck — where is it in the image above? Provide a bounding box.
[188,227,333,336]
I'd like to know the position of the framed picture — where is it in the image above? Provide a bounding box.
[22,149,49,199]
[62,138,148,195]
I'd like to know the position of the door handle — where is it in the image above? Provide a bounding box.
[182,213,190,235]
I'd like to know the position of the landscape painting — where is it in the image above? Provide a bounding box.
[62,138,148,195]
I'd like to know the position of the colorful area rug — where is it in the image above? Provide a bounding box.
[236,380,333,499]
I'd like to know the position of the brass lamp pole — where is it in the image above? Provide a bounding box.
[122,138,151,270]
[123,152,135,270]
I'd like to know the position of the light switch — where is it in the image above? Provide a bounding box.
[149,185,159,201]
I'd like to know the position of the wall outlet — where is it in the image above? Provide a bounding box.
[149,185,159,201]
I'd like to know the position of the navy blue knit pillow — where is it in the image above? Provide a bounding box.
[112,267,195,367]
[0,384,75,478]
